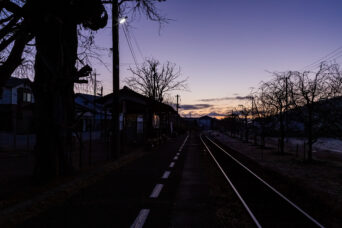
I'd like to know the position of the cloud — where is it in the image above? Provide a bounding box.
[207,112,227,117]
[181,111,202,118]
[180,104,213,110]
[198,96,252,102]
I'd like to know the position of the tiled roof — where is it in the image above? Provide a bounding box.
[4,77,32,88]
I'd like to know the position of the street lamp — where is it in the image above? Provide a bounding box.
[119,16,127,24]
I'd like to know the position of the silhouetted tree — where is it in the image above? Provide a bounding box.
[125,58,187,102]
[291,62,338,161]
[260,72,293,154]
[254,88,277,147]
[236,104,251,141]
[319,64,342,137]
[0,0,107,181]
[0,0,167,181]
[222,111,240,137]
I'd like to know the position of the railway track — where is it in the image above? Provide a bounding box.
[200,134,324,228]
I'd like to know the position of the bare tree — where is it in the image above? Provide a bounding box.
[327,63,342,97]
[254,87,277,147]
[237,104,251,141]
[0,0,108,181]
[125,58,187,102]
[291,62,336,161]
[259,71,293,154]
[0,0,166,181]
[222,110,240,137]
[119,0,168,23]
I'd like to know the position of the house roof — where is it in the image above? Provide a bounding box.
[97,86,146,104]
[4,77,32,88]
[97,86,177,114]
[75,93,104,114]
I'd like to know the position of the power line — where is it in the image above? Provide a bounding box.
[123,25,138,66]
[301,45,342,71]
[122,24,139,67]
[125,24,144,60]
[306,50,342,71]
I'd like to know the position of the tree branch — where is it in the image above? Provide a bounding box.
[0,30,32,87]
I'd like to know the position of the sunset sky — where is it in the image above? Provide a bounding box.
[93,0,342,118]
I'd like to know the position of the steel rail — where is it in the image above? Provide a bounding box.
[200,135,262,228]
[203,135,324,228]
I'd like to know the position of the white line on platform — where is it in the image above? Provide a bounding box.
[150,184,163,198]
[178,135,189,152]
[162,171,171,179]
[130,209,150,228]
[169,162,175,168]
[176,152,180,156]
[174,156,178,160]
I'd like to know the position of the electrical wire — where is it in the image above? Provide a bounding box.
[122,24,139,67]
[125,24,144,60]
[123,25,138,66]
[304,51,342,71]
[301,46,342,71]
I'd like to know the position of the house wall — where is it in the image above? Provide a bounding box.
[11,86,18,104]
[1,82,35,133]
[13,84,35,104]
[124,114,145,144]
[0,84,35,105]
[0,88,12,104]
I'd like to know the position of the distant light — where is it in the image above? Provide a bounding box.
[119,17,127,24]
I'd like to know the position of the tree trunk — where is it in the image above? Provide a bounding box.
[33,9,77,181]
[279,111,285,154]
[307,107,313,161]
[244,116,248,142]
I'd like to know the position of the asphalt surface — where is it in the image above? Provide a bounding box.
[170,132,212,227]
[20,133,212,227]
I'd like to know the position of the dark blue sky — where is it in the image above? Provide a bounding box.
[94,0,342,117]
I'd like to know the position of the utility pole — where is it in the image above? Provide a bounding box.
[285,75,288,139]
[94,72,97,99]
[251,96,254,118]
[89,72,97,166]
[112,0,120,159]
[176,94,180,113]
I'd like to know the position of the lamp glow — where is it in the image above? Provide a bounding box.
[119,17,127,24]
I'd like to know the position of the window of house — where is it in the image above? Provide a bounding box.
[137,115,144,133]
[17,88,33,104]
[152,114,160,129]
[23,91,33,103]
